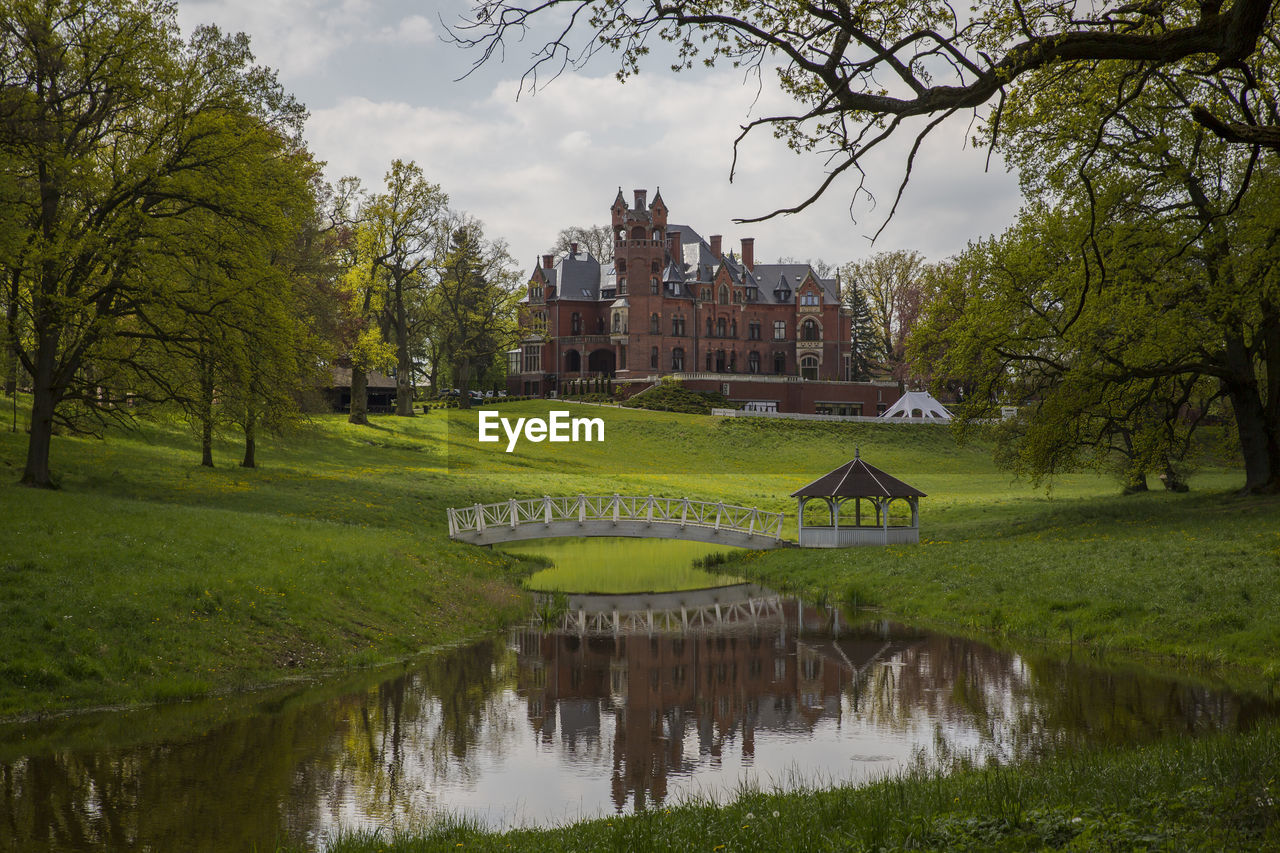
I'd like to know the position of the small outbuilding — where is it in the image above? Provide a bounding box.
[792,451,927,547]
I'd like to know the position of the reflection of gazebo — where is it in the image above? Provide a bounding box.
[792,451,927,547]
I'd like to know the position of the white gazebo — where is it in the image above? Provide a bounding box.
[792,451,927,547]
[879,390,953,421]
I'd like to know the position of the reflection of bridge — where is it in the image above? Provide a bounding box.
[537,584,785,636]
[446,494,788,549]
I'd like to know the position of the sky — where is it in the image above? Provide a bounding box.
[174,0,1025,275]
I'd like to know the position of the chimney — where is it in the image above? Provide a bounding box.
[710,234,722,258]
[741,237,755,271]
[570,241,579,256]
[542,254,553,269]
[634,189,647,210]
[667,230,682,266]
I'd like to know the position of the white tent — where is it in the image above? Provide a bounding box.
[879,390,953,421]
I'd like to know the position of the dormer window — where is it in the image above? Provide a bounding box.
[530,283,543,300]
[774,287,791,302]
[801,291,820,306]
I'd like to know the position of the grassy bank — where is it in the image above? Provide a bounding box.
[1,397,1275,716]
[301,720,1280,851]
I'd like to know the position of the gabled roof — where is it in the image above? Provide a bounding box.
[791,453,927,498]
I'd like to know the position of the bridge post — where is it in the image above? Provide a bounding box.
[543,496,552,524]
[715,502,723,531]
[613,493,620,522]
[447,507,455,538]
[681,499,689,527]
[509,498,518,529]
[474,503,485,533]
[749,508,757,535]
[578,494,586,523]
[646,494,654,524]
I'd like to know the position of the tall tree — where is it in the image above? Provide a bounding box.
[839,251,926,381]
[426,219,520,410]
[549,224,613,263]
[453,0,1280,225]
[845,277,880,382]
[364,160,448,417]
[0,2,306,486]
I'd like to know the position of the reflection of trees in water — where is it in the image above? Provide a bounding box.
[840,627,1276,767]
[1,705,335,852]
[320,637,519,828]
[514,608,1280,813]
[0,637,519,852]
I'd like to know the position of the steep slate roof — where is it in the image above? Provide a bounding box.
[791,453,927,498]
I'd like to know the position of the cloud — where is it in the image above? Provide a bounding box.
[372,15,436,45]
[176,1,436,78]
[308,67,1022,271]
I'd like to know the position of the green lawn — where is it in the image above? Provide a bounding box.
[1,397,1273,716]
[2,395,1277,849]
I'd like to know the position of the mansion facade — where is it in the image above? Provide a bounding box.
[509,188,900,415]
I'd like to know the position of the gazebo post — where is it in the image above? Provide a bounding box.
[797,496,806,545]
[855,497,861,527]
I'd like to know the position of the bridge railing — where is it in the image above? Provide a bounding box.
[447,494,785,541]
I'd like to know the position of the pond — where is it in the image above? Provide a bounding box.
[1,538,1276,851]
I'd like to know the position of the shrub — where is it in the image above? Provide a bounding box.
[622,383,735,414]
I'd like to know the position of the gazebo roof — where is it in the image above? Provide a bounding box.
[791,453,927,499]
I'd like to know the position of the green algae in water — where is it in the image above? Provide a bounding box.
[501,537,745,593]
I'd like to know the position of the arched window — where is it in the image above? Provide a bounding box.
[748,351,760,374]
[612,312,622,333]
[672,347,685,371]
[650,346,659,368]
[650,313,660,334]
[774,352,786,374]
[651,259,660,274]
[715,350,726,372]
[650,276,659,294]
[802,319,820,341]
[706,316,713,336]
[716,317,726,337]
[706,351,713,371]
[618,276,627,295]
[718,285,729,305]
[800,355,819,380]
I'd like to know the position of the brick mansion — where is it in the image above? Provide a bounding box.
[509,188,901,415]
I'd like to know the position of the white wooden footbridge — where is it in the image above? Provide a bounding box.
[446,494,788,549]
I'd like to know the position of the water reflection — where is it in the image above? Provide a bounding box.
[0,588,1275,851]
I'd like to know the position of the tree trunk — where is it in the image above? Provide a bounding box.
[349,365,370,425]
[20,323,61,488]
[4,268,18,397]
[1229,384,1279,493]
[20,377,56,488]
[199,357,215,467]
[394,281,415,416]
[455,359,472,410]
[241,404,257,468]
